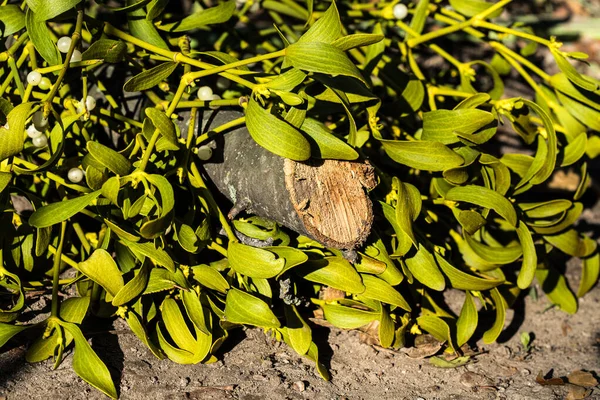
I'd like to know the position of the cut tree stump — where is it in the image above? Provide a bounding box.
[196,110,377,250]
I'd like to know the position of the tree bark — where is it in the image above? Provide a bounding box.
[197,110,377,250]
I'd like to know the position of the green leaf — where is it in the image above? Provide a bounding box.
[26,0,82,20]
[181,289,210,336]
[300,118,358,160]
[139,174,175,239]
[127,0,168,50]
[144,268,188,294]
[25,9,61,66]
[299,1,341,44]
[228,241,284,279]
[379,139,464,171]
[379,306,395,348]
[544,229,596,258]
[0,102,34,162]
[445,185,517,227]
[157,0,235,32]
[190,265,229,293]
[483,288,506,344]
[124,62,178,92]
[520,199,573,219]
[578,253,599,298]
[435,252,503,290]
[124,310,164,359]
[404,244,446,291]
[59,321,118,399]
[245,96,310,161]
[284,304,312,355]
[410,0,430,34]
[456,292,478,346]
[0,322,27,349]
[360,274,411,311]
[125,240,175,272]
[81,39,127,63]
[112,261,150,306]
[536,266,578,314]
[297,257,365,294]
[29,191,101,228]
[561,132,587,167]
[416,315,455,351]
[0,5,25,37]
[551,48,599,92]
[161,298,196,353]
[270,246,308,276]
[464,234,522,264]
[332,33,384,52]
[450,0,503,17]
[87,142,132,176]
[286,41,365,84]
[321,303,378,329]
[78,249,124,297]
[0,172,10,194]
[422,109,495,144]
[147,0,169,20]
[224,288,281,328]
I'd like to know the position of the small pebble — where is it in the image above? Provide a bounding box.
[292,381,305,392]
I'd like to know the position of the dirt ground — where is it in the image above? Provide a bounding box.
[0,285,598,400]
[1,198,599,400]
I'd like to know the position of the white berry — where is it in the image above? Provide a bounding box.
[197,145,213,161]
[197,86,213,101]
[57,36,72,53]
[209,94,221,110]
[70,49,82,63]
[32,134,48,148]
[27,71,42,86]
[32,111,49,131]
[67,168,84,183]
[38,77,51,90]
[393,3,408,20]
[26,124,43,138]
[79,95,97,112]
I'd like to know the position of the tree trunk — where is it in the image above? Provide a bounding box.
[197,110,377,250]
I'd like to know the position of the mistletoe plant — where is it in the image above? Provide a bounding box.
[0,0,599,398]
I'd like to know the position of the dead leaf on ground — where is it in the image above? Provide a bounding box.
[402,334,444,359]
[568,370,599,388]
[566,384,592,400]
[536,370,565,386]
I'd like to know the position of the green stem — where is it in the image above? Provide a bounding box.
[475,20,552,47]
[45,9,85,103]
[103,23,257,89]
[408,0,513,47]
[189,160,237,242]
[195,116,245,146]
[499,51,549,103]
[489,41,552,82]
[138,80,187,171]
[50,221,67,317]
